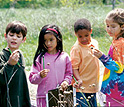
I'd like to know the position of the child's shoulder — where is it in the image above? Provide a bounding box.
[60,51,71,61]
[71,41,81,49]
[61,51,69,56]
[114,37,124,46]
[0,49,10,62]
[0,49,8,56]
[91,38,98,49]
[91,38,98,44]
[0,50,4,55]
[119,37,124,42]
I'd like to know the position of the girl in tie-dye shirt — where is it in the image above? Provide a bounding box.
[94,8,124,107]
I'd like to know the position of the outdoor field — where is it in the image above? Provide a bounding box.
[0,0,124,106]
[1,3,122,67]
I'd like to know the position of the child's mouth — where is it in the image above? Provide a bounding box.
[11,42,17,45]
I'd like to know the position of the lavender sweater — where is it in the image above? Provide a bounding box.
[29,52,72,98]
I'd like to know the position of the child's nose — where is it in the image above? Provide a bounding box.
[47,41,51,45]
[107,27,111,31]
[13,35,17,39]
[82,37,86,41]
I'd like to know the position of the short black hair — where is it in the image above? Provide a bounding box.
[74,18,91,33]
[6,21,27,38]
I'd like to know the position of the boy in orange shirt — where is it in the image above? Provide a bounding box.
[70,18,100,107]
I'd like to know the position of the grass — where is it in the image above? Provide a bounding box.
[0,5,122,67]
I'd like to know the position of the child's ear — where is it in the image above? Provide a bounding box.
[121,24,124,30]
[91,28,92,33]
[4,33,7,38]
[75,32,77,36]
[22,37,26,43]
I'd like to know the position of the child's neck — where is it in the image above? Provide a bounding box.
[47,50,58,55]
[113,36,123,40]
[6,47,17,52]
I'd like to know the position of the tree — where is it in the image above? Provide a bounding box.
[112,0,116,9]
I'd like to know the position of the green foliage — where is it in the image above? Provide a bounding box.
[0,0,11,8]
[0,0,61,8]
[60,0,85,10]
[60,0,104,10]
[0,4,123,66]
[0,0,123,8]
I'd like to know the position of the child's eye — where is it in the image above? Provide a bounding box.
[78,36,82,38]
[9,34,14,37]
[111,26,116,28]
[17,35,21,38]
[50,38,53,41]
[106,25,109,28]
[85,35,89,37]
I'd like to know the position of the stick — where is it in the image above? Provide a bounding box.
[8,48,20,67]
[72,75,78,84]
[43,55,45,69]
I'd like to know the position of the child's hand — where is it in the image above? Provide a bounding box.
[8,50,20,65]
[93,49,103,58]
[61,81,69,91]
[40,69,50,78]
[73,79,82,89]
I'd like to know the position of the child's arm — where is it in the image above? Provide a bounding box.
[29,59,50,85]
[70,46,82,88]
[0,50,19,85]
[29,62,42,84]
[0,54,6,85]
[61,55,73,91]
[93,49,119,71]
[73,69,82,89]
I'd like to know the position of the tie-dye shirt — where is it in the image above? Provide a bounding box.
[99,38,124,101]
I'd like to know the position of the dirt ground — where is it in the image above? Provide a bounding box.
[26,71,37,106]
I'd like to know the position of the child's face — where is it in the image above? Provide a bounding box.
[44,33,57,54]
[4,31,26,51]
[75,29,92,45]
[105,18,121,39]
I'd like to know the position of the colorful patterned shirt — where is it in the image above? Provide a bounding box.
[100,38,124,101]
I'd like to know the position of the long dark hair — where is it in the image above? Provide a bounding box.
[33,24,63,66]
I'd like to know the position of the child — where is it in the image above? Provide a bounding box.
[0,21,31,107]
[29,24,72,107]
[93,8,124,106]
[70,18,100,107]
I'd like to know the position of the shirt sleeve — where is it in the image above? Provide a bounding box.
[29,60,43,84]
[99,54,119,71]
[63,55,72,84]
[119,42,124,65]
[121,43,124,65]
[70,47,81,69]
[0,53,14,85]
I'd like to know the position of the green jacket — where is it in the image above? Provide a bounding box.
[0,49,31,107]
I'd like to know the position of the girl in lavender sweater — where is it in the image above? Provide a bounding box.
[29,24,72,107]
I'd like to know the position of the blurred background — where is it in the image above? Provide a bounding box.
[0,0,124,68]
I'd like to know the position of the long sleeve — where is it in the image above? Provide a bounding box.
[63,56,72,84]
[0,49,31,107]
[0,51,14,85]
[99,54,124,73]
[29,61,42,84]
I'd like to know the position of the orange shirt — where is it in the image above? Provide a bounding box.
[70,39,100,93]
[112,38,124,64]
